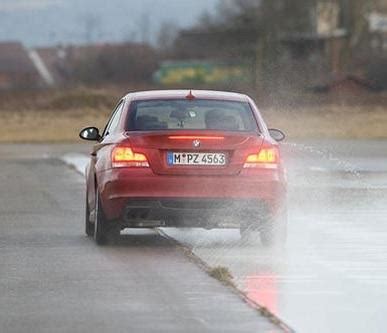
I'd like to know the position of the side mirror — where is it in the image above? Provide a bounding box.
[79,127,101,141]
[269,128,285,142]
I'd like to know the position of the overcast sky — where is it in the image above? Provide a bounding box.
[0,0,218,47]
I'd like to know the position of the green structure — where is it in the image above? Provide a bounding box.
[153,61,248,85]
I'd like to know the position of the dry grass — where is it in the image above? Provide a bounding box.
[0,88,387,142]
[262,105,387,139]
[0,88,116,143]
[0,108,110,143]
[208,266,234,286]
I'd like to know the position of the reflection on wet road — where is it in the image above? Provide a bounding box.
[163,140,387,333]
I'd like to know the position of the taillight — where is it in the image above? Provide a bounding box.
[168,136,225,140]
[112,147,149,168]
[244,147,279,168]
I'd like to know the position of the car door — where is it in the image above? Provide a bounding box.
[87,100,125,214]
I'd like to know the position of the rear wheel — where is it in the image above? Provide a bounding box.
[239,206,287,247]
[239,210,262,242]
[85,194,94,237]
[94,194,109,245]
[239,221,260,242]
[94,194,121,245]
[260,207,287,247]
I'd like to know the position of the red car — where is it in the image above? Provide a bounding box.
[80,90,287,245]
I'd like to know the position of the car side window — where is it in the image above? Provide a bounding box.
[103,101,124,137]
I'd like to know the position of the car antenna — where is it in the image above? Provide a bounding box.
[186,89,195,100]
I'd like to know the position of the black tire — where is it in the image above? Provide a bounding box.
[93,194,121,245]
[239,222,260,242]
[239,208,264,242]
[94,194,108,245]
[85,194,94,237]
[260,207,287,247]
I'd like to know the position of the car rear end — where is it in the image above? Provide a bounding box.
[98,91,286,236]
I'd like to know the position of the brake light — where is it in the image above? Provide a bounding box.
[168,136,224,140]
[112,147,149,168]
[244,148,279,168]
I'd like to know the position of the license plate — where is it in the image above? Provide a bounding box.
[167,152,227,166]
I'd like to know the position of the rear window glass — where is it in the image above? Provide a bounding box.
[128,99,259,132]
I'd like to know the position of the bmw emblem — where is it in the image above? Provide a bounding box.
[192,140,201,148]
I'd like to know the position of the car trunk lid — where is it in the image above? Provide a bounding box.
[125,131,264,176]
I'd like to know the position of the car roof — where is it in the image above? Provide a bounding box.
[124,90,250,102]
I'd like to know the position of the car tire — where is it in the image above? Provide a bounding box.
[239,222,260,242]
[93,193,121,245]
[94,194,108,245]
[260,206,287,247]
[85,194,94,237]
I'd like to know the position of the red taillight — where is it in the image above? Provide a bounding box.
[168,136,224,140]
[112,147,149,168]
[244,147,279,168]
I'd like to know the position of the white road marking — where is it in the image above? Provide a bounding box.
[62,153,89,175]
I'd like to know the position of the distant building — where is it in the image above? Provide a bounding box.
[280,1,387,87]
[153,61,248,86]
[0,41,158,89]
[0,42,42,90]
[33,42,157,85]
[281,1,348,79]
[34,46,70,85]
[369,0,387,51]
[375,0,387,12]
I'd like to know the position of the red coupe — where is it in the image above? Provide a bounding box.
[80,90,287,245]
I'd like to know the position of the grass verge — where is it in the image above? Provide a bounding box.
[1,105,387,142]
[0,108,110,143]
[1,87,387,142]
[208,266,235,287]
[262,105,387,139]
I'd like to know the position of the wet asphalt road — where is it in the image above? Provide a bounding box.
[2,140,386,333]
[0,145,281,333]
[164,140,387,333]
[59,140,387,333]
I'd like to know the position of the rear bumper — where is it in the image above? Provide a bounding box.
[120,198,270,228]
[97,167,286,223]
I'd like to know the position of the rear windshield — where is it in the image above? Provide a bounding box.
[127,99,259,132]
